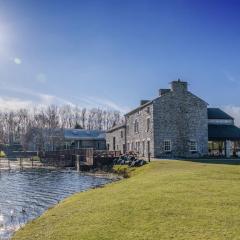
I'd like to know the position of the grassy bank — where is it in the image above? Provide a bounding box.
[13,160,240,240]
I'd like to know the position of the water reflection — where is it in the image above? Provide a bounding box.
[0,169,111,239]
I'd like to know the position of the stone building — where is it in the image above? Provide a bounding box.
[106,124,126,153]
[107,80,240,158]
[107,80,209,158]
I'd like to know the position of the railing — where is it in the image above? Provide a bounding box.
[0,158,43,171]
[40,149,121,168]
[40,148,94,167]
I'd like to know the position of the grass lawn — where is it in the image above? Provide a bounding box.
[13,160,240,240]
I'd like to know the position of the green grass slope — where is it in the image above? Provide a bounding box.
[13,160,240,240]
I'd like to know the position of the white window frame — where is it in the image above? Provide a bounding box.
[164,140,172,152]
[189,140,197,152]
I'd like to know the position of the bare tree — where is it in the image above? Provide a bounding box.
[0,104,124,151]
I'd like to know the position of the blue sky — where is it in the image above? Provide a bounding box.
[0,0,240,120]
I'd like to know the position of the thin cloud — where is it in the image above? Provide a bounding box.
[75,96,130,113]
[223,71,238,83]
[0,85,75,109]
[222,105,240,127]
[0,97,32,111]
[0,84,129,112]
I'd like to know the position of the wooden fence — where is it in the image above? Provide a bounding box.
[0,149,122,171]
[40,149,121,168]
[0,158,44,171]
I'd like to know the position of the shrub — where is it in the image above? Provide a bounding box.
[0,151,6,158]
[32,156,40,161]
[113,165,132,178]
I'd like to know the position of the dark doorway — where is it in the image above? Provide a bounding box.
[113,137,116,150]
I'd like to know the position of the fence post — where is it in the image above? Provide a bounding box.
[8,159,11,170]
[20,158,23,170]
[76,155,80,172]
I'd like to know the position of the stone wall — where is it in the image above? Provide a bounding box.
[106,125,126,153]
[153,83,208,158]
[125,103,154,157]
[106,80,209,159]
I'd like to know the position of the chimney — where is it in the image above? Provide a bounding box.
[159,89,171,96]
[171,79,188,92]
[140,100,150,106]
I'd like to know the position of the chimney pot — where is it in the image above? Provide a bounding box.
[171,80,188,92]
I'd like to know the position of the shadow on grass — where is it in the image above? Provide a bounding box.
[181,158,240,165]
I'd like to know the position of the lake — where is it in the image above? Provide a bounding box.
[0,169,111,239]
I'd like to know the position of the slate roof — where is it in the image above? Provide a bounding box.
[64,129,106,140]
[208,108,233,120]
[208,124,240,141]
[125,86,208,117]
[106,123,126,133]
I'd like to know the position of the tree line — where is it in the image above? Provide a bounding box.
[0,105,123,150]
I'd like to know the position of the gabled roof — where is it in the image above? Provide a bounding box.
[208,108,233,120]
[208,124,240,141]
[125,101,153,116]
[125,82,207,117]
[64,129,106,140]
[107,123,126,133]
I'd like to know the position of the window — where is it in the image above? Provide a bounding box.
[189,140,197,152]
[137,141,140,152]
[121,130,123,138]
[126,125,129,134]
[142,141,145,156]
[147,118,150,132]
[113,137,116,150]
[134,119,139,133]
[164,140,171,152]
[146,107,150,114]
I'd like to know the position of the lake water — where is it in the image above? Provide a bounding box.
[0,169,111,239]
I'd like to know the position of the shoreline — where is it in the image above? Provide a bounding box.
[1,168,120,240]
[12,160,240,240]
